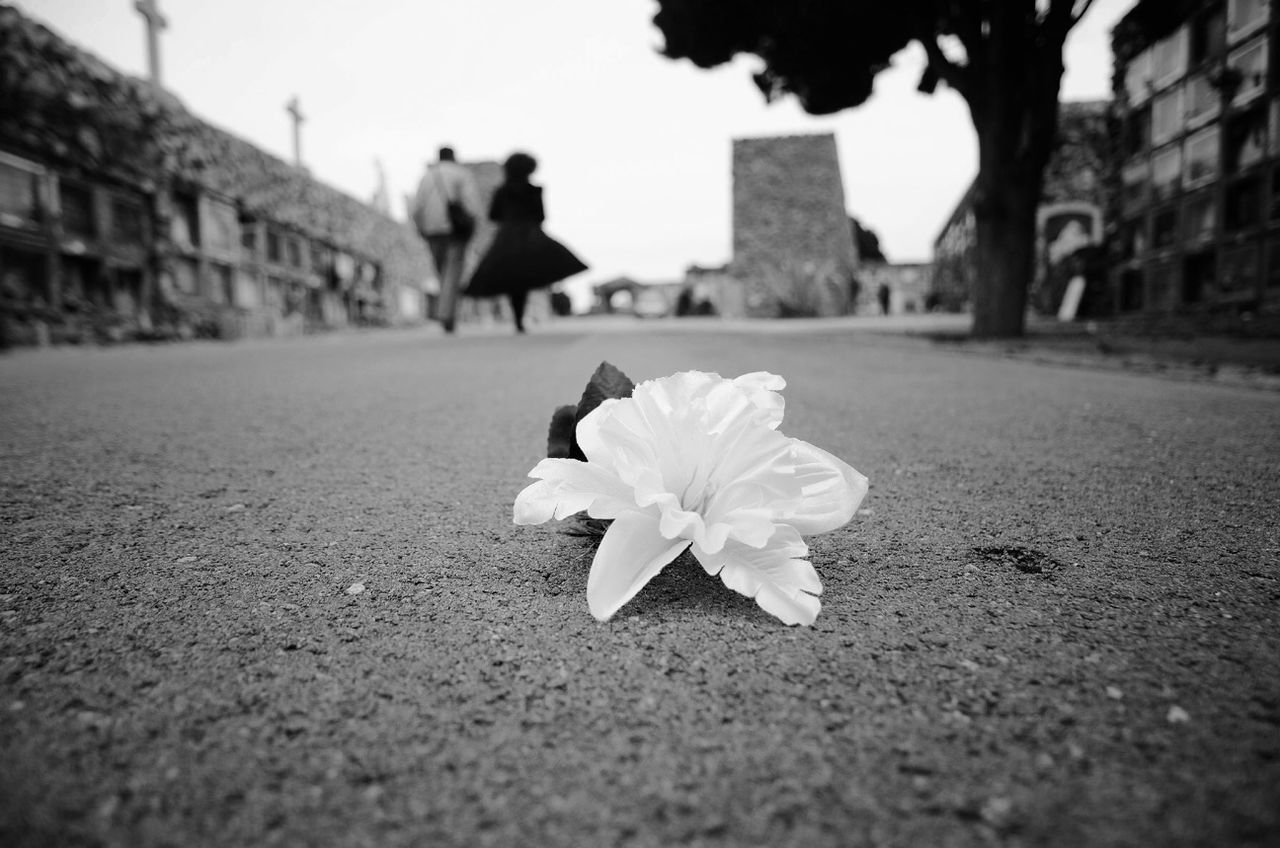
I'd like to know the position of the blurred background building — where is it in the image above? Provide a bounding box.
[1110,0,1278,317]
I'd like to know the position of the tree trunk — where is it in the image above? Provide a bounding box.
[961,1,1068,339]
[971,162,1040,338]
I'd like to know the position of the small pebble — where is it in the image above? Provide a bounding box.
[980,796,1014,827]
[346,582,365,595]
[1166,705,1191,724]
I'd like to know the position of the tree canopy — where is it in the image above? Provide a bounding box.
[654,1,1095,121]
[850,218,886,264]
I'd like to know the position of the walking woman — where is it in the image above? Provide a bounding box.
[464,152,587,332]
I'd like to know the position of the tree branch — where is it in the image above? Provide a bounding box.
[920,36,971,100]
[1043,0,1093,45]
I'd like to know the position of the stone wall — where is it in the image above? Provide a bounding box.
[0,3,434,346]
[731,133,857,317]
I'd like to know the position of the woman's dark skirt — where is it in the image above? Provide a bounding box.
[464,223,588,298]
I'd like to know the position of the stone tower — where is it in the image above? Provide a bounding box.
[731,133,857,317]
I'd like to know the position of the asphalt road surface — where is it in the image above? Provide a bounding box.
[2,324,1277,847]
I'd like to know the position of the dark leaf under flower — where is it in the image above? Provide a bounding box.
[547,405,578,459]
[547,361,635,462]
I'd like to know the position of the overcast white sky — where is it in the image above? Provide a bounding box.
[23,0,1134,295]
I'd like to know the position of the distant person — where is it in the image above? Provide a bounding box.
[675,288,693,317]
[411,146,482,334]
[549,287,573,317]
[877,282,891,316]
[464,152,587,333]
[848,275,862,314]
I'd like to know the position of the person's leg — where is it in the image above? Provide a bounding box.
[508,289,528,333]
[437,237,467,333]
[425,235,449,324]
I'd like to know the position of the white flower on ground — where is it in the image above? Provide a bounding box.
[514,370,868,626]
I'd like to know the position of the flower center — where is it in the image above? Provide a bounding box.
[678,456,717,513]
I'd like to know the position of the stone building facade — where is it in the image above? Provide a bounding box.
[932,100,1111,314]
[0,5,485,346]
[1110,0,1280,316]
[731,133,857,317]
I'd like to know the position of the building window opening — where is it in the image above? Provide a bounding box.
[1121,160,1151,215]
[241,225,257,258]
[210,264,234,306]
[1120,268,1145,311]
[1119,218,1147,261]
[1190,6,1227,65]
[112,268,144,317]
[1183,193,1217,243]
[1152,87,1185,146]
[1124,49,1153,105]
[1267,237,1280,288]
[1227,37,1268,105]
[172,258,198,296]
[1184,126,1221,186]
[62,257,106,309]
[1149,262,1180,309]
[1225,174,1263,231]
[266,229,282,264]
[1182,250,1216,303]
[1221,244,1259,295]
[1225,105,1267,172]
[1152,146,1184,201]
[1152,29,1189,89]
[59,182,94,239]
[1184,73,1221,128]
[0,247,49,306]
[1153,207,1180,249]
[1123,106,1152,158]
[1227,0,1268,44]
[0,161,42,228]
[172,192,199,248]
[110,196,146,245]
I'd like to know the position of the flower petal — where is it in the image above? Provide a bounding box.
[574,398,623,469]
[731,371,786,429]
[513,479,559,525]
[692,525,823,626]
[781,439,869,535]
[587,510,690,621]
[513,457,635,525]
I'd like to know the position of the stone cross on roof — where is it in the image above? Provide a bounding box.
[134,0,167,86]
[286,96,305,168]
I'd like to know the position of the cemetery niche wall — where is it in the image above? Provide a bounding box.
[0,4,433,346]
[1110,0,1280,319]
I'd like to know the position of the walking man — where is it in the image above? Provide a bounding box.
[411,146,482,333]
